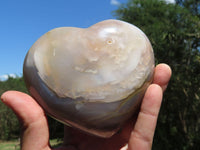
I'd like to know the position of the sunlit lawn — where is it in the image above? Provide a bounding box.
[0,139,62,150]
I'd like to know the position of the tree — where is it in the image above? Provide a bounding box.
[0,77,26,140]
[114,0,200,149]
[176,0,200,17]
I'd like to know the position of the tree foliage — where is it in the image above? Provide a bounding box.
[0,77,27,140]
[114,0,200,149]
[176,0,200,17]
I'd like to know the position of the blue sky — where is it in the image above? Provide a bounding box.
[0,0,127,80]
[0,0,176,81]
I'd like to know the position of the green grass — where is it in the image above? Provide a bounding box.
[0,139,62,150]
[0,140,20,150]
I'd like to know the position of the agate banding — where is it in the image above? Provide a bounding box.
[23,19,154,138]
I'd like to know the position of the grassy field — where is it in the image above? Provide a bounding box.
[0,139,62,150]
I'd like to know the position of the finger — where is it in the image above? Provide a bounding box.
[153,64,172,91]
[128,84,162,150]
[1,91,50,150]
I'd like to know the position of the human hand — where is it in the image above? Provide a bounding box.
[1,64,171,150]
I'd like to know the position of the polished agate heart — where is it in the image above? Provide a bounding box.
[23,20,154,138]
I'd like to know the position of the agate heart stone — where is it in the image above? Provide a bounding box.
[23,19,154,138]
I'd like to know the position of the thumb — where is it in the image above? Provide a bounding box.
[1,91,51,150]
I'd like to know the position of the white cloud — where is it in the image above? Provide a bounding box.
[110,0,121,6]
[164,0,176,4]
[0,74,17,81]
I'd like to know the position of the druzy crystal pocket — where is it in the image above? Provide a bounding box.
[23,20,154,138]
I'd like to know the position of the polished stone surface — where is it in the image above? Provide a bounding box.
[23,20,154,138]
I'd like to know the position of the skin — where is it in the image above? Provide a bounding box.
[1,64,171,150]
